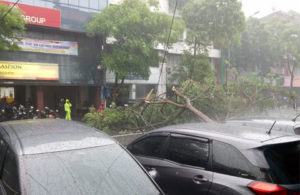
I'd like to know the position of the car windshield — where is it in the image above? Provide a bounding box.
[22,144,161,195]
[264,141,300,184]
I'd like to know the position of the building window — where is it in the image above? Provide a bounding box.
[69,0,79,6]
[90,0,99,10]
[79,0,88,7]
[59,0,68,4]
[5,0,105,13]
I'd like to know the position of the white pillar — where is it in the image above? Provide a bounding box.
[157,63,166,98]
[130,84,136,100]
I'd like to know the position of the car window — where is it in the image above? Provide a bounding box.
[294,127,300,135]
[264,141,300,184]
[165,135,209,168]
[212,141,256,180]
[23,144,161,195]
[1,148,20,195]
[130,135,167,158]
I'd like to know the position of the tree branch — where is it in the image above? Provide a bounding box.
[127,108,155,129]
[123,107,186,131]
[172,86,214,123]
[148,99,186,108]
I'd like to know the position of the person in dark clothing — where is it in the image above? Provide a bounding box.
[58,98,65,118]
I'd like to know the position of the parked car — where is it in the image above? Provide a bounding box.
[127,123,300,195]
[0,119,163,195]
[225,119,300,135]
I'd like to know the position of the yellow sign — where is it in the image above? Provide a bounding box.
[0,61,59,80]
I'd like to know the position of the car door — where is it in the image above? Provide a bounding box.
[0,147,21,195]
[127,133,169,173]
[155,133,213,195]
[209,140,259,195]
[0,138,7,195]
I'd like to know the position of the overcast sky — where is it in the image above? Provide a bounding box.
[240,0,300,18]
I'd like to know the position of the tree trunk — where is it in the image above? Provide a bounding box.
[172,86,213,123]
[287,55,295,91]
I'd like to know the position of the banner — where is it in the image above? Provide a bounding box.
[16,37,78,55]
[1,1,61,28]
[0,61,59,80]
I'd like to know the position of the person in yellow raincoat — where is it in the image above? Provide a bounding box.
[64,99,72,120]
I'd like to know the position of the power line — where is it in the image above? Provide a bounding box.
[0,0,21,23]
[156,0,178,93]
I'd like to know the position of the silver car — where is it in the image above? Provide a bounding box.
[0,119,163,195]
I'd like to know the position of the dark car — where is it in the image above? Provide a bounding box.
[0,119,163,195]
[127,123,300,195]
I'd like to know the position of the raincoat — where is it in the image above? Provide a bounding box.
[64,99,72,120]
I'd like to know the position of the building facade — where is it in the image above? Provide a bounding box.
[106,0,221,103]
[0,0,107,118]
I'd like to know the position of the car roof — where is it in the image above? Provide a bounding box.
[227,119,296,126]
[150,123,300,149]
[225,119,297,134]
[0,119,116,155]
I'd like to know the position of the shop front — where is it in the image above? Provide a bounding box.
[0,1,105,119]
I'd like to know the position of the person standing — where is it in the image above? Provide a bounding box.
[97,102,106,120]
[58,98,65,118]
[64,99,72,120]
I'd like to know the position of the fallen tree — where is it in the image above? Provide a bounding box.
[82,77,292,134]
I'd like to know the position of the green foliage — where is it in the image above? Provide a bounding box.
[82,106,137,133]
[171,52,214,84]
[82,102,182,133]
[83,76,292,132]
[179,76,292,120]
[0,4,26,51]
[231,18,273,73]
[181,0,245,48]
[231,12,300,85]
[86,0,185,79]
[169,0,190,11]
[178,79,229,120]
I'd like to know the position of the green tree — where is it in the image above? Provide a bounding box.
[0,3,26,51]
[86,0,184,102]
[82,75,291,132]
[171,52,214,83]
[182,0,245,48]
[264,12,300,91]
[230,18,273,74]
[171,0,245,85]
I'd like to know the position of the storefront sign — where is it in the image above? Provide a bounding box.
[16,37,78,55]
[0,61,59,80]
[1,1,61,28]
